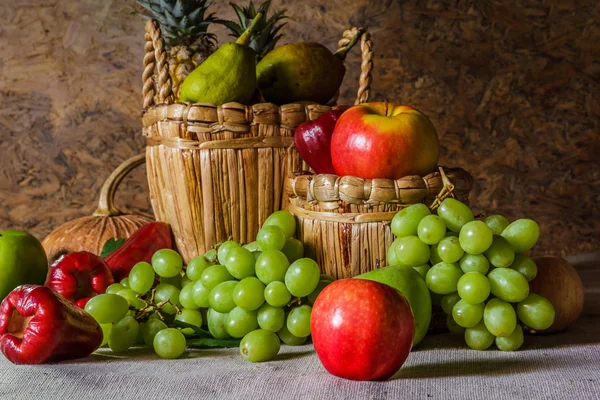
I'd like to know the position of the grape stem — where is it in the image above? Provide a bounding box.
[287,297,303,308]
[429,166,456,211]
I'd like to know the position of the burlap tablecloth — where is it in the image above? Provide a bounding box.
[1,254,598,400]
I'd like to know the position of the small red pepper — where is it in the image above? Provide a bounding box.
[105,221,173,281]
[45,251,114,305]
[294,109,346,174]
[0,285,103,364]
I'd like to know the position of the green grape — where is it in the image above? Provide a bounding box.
[464,321,495,350]
[391,204,431,237]
[255,249,290,285]
[108,316,139,353]
[483,298,517,337]
[445,231,458,237]
[257,303,285,332]
[457,272,490,305]
[484,214,510,235]
[459,221,493,255]
[510,254,537,282]
[257,225,287,251]
[430,244,442,265]
[446,315,465,335]
[225,307,258,338]
[287,305,312,337]
[240,329,281,362]
[128,262,155,295]
[151,249,183,278]
[281,238,304,263]
[117,288,145,309]
[223,247,256,280]
[307,280,331,305]
[452,299,484,328]
[217,240,240,265]
[417,215,446,245]
[153,328,186,359]
[204,248,218,263]
[85,294,129,324]
[141,319,168,346]
[459,254,490,274]
[192,280,210,308]
[253,251,262,261]
[426,262,463,294]
[243,241,261,252]
[160,274,182,289]
[412,264,430,280]
[277,324,308,345]
[201,265,235,291]
[106,283,126,295]
[264,281,291,307]
[437,236,464,264]
[208,280,238,313]
[120,277,130,288]
[387,238,402,266]
[320,274,335,282]
[175,308,203,334]
[487,268,529,303]
[154,283,181,315]
[263,210,296,238]
[501,219,540,252]
[285,258,321,297]
[181,275,192,288]
[393,236,430,267]
[495,324,524,351]
[437,198,474,233]
[186,256,212,281]
[100,323,112,347]
[207,308,230,339]
[179,283,198,309]
[232,277,265,311]
[441,292,461,315]
[516,293,555,330]
[484,236,515,268]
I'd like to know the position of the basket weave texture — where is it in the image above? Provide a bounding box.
[141,20,374,262]
[285,168,474,279]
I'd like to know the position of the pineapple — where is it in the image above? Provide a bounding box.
[137,0,220,95]
[221,0,287,60]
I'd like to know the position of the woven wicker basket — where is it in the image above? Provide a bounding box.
[285,168,474,279]
[141,20,374,262]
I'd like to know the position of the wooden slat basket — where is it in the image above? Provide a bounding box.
[141,20,374,263]
[285,168,474,279]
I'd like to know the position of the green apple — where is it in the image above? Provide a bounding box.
[0,230,48,300]
[357,265,432,346]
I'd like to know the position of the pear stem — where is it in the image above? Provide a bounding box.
[236,13,263,47]
[335,27,366,60]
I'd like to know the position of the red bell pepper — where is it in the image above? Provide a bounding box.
[45,251,114,305]
[294,109,346,174]
[105,221,173,281]
[0,285,103,364]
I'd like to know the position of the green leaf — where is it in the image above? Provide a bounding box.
[186,337,240,349]
[172,320,212,337]
[100,238,126,258]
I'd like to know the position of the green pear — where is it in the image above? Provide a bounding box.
[179,14,263,105]
[357,265,432,346]
[0,230,48,300]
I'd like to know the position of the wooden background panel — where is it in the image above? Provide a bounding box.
[0,0,598,257]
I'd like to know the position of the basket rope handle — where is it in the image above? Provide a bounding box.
[93,154,147,217]
[143,19,174,108]
[336,27,373,105]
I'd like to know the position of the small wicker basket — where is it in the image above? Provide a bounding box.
[141,20,374,262]
[285,168,474,279]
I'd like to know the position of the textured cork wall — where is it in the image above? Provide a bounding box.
[0,0,598,257]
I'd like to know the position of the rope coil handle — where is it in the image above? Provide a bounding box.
[142,20,374,108]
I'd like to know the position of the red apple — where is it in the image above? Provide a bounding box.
[311,278,415,381]
[294,109,345,174]
[330,102,439,179]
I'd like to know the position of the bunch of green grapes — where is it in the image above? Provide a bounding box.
[389,199,555,351]
[85,210,331,362]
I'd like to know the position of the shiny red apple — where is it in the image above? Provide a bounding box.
[330,102,439,179]
[294,109,345,174]
[311,278,415,381]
